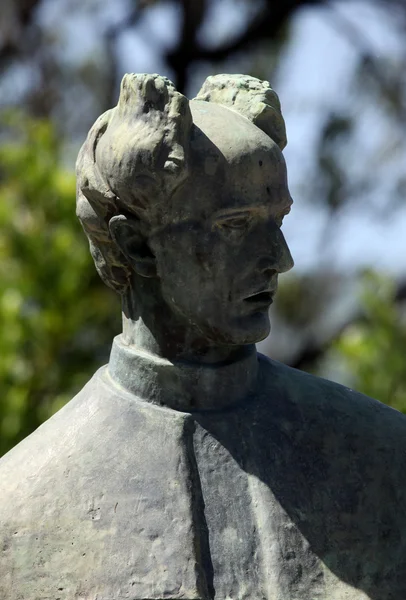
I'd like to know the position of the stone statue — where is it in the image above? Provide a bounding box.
[1,73,405,600]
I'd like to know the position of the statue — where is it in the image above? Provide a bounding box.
[1,73,405,600]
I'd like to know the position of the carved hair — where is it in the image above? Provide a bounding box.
[194,74,287,150]
[76,73,192,292]
[76,73,286,293]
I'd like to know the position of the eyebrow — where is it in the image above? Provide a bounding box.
[212,207,264,220]
[213,200,292,221]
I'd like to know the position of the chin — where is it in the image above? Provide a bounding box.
[215,313,271,346]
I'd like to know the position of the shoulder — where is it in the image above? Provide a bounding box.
[256,352,406,441]
[252,354,406,512]
[0,366,187,490]
[251,356,406,580]
[0,367,135,487]
[0,369,105,484]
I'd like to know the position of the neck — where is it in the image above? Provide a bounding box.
[107,283,259,411]
[121,280,248,364]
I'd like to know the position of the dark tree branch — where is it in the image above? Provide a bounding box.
[167,0,324,92]
[170,0,206,93]
[0,0,42,71]
[323,1,406,123]
[104,8,144,112]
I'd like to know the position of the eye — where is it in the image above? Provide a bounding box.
[216,215,252,231]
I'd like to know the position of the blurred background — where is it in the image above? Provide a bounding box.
[1,0,406,456]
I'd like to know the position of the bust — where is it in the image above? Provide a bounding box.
[1,73,406,600]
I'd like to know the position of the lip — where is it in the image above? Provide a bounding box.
[243,290,275,306]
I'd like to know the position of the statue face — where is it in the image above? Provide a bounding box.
[146,103,294,346]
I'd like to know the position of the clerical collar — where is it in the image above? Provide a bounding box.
[107,334,259,412]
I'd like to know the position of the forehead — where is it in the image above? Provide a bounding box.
[167,101,291,220]
[222,144,288,206]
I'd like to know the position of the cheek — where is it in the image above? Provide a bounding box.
[155,237,205,294]
[192,234,239,296]
[155,233,231,307]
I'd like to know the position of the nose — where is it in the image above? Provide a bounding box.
[276,228,294,273]
[256,228,294,275]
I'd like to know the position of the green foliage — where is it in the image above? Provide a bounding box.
[0,112,120,456]
[335,271,406,411]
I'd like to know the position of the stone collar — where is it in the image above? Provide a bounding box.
[108,335,258,412]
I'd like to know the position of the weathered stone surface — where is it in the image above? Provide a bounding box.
[1,339,406,599]
[1,72,406,599]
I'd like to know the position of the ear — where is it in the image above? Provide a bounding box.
[108,214,157,278]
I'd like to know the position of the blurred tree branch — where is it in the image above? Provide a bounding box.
[289,277,406,372]
[167,0,324,92]
[0,0,41,67]
[3,0,406,111]
[324,1,406,123]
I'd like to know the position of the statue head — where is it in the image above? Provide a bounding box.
[76,73,294,351]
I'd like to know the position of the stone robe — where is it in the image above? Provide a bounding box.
[1,336,406,600]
